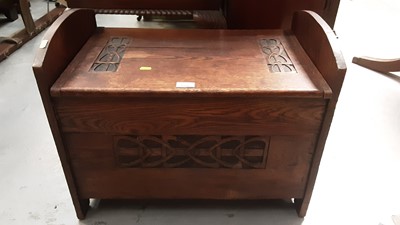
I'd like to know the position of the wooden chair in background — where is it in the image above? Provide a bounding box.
[0,0,63,62]
[353,57,400,73]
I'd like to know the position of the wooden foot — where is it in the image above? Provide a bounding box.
[352,56,400,73]
[294,198,307,218]
[75,198,90,220]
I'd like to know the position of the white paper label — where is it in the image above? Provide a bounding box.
[139,66,152,71]
[39,40,48,49]
[176,82,196,88]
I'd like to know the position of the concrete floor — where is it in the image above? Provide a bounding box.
[0,0,399,225]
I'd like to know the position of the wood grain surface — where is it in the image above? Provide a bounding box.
[50,28,331,98]
[65,133,317,200]
[54,97,326,135]
[32,9,97,219]
[291,11,346,217]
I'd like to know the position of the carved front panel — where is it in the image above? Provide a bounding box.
[90,37,131,72]
[259,39,297,73]
[114,135,270,169]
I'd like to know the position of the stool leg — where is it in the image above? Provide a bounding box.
[75,198,90,220]
[294,198,308,218]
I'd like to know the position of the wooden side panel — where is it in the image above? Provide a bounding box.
[65,133,318,199]
[32,9,97,219]
[54,97,326,135]
[290,11,346,217]
[292,10,346,100]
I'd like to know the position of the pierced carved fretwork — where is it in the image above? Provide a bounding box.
[114,135,270,169]
[259,39,297,73]
[90,37,131,72]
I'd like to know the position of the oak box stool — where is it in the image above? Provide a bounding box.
[33,9,346,219]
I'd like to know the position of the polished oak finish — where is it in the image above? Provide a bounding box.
[33,9,346,219]
[33,9,97,219]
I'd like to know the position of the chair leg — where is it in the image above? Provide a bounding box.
[352,56,400,73]
[75,198,90,220]
[294,198,308,218]
[18,0,35,34]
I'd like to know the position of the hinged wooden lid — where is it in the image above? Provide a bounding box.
[51,28,331,98]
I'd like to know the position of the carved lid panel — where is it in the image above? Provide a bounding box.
[51,28,331,98]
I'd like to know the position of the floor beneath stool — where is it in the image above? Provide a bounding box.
[0,0,399,225]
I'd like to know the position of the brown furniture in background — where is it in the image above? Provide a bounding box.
[353,57,400,73]
[65,0,340,29]
[66,0,227,28]
[0,0,63,62]
[0,0,18,21]
[66,0,223,10]
[226,0,341,29]
[32,1,346,220]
